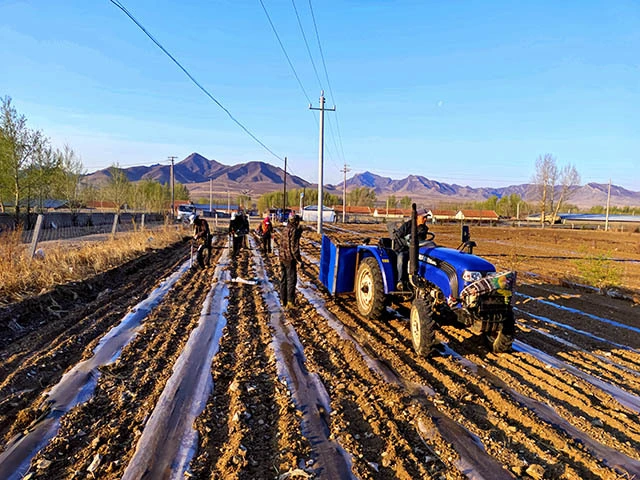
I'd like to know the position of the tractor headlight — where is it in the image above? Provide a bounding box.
[462,270,483,283]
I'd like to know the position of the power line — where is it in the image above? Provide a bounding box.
[307,0,347,163]
[324,115,344,168]
[108,0,284,164]
[307,0,332,102]
[258,0,313,106]
[291,0,322,90]
[290,0,344,171]
[257,0,337,178]
[290,0,341,170]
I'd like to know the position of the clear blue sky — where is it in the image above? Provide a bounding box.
[1,0,638,190]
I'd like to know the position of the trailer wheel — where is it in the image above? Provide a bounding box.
[489,310,515,353]
[410,297,436,356]
[356,257,386,319]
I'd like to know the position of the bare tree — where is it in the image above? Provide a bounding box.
[54,145,86,218]
[551,163,580,220]
[80,182,99,208]
[237,193,251,209]
[533,154,558,228]
[533,154,580,227]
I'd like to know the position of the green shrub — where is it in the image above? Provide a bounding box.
[573,249,622,290]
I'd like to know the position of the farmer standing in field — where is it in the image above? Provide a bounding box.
[260,211,273,254]
[193,215,212,268]
[229,209,249,256]
[279,214,304,308]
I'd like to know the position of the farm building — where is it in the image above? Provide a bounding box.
[454,210,499,224]
[372,207,411,219]
[85,200,121,211]
[427,209,457,223]
[330,205,375,222]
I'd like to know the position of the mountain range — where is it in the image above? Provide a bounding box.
[84,153,640,209]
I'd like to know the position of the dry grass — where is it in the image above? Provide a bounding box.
[0,225,185,306]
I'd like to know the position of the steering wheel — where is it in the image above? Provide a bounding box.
[425,231,435,241]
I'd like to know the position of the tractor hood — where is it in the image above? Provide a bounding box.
[420,247,495,273]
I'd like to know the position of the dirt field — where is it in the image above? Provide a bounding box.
[1,223,639,479]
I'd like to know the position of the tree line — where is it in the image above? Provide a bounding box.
[0,96,189,225]
[250,154,583,221]
[253,187,409,212]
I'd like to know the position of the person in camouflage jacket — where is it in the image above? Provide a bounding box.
[279,214,304,307]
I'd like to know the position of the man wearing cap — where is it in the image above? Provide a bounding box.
[393,209,430,290]
[279,214,304,308]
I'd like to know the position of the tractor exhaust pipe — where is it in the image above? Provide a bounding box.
[409,203,418,283]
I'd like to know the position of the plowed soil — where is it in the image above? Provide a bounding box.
[1,223,639,480]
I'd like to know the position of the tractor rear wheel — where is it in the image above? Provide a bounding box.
[410,297,436,356]
[355,257,386,319]
[489,310,515,353]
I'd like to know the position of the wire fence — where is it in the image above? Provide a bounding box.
[0,212,167,245]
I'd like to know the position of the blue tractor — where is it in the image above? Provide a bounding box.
[319,205,516,356]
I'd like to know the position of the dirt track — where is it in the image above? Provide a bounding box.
[1,224,639,479]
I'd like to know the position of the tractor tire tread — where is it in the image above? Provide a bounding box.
[411,297,436,357]
[356,257,387,320]
[491,309,515,353]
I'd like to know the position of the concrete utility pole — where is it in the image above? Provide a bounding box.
[299,191,304,217]
[209,178,213,213]
[168,156,177,218]
[341,163,350,223]
[283,156,287,219]
[309,90,336,235]
[605,179,611,232]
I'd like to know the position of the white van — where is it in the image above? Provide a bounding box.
[176,204,197,221]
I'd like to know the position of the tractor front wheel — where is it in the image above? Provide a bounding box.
[355,257,386,319]
[410,297,436,357]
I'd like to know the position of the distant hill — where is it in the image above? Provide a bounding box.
[566,182,640,209]
[84,153,311,198]
[85,153,225,184]
[342,171,640,208]
[83,156,640,209]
